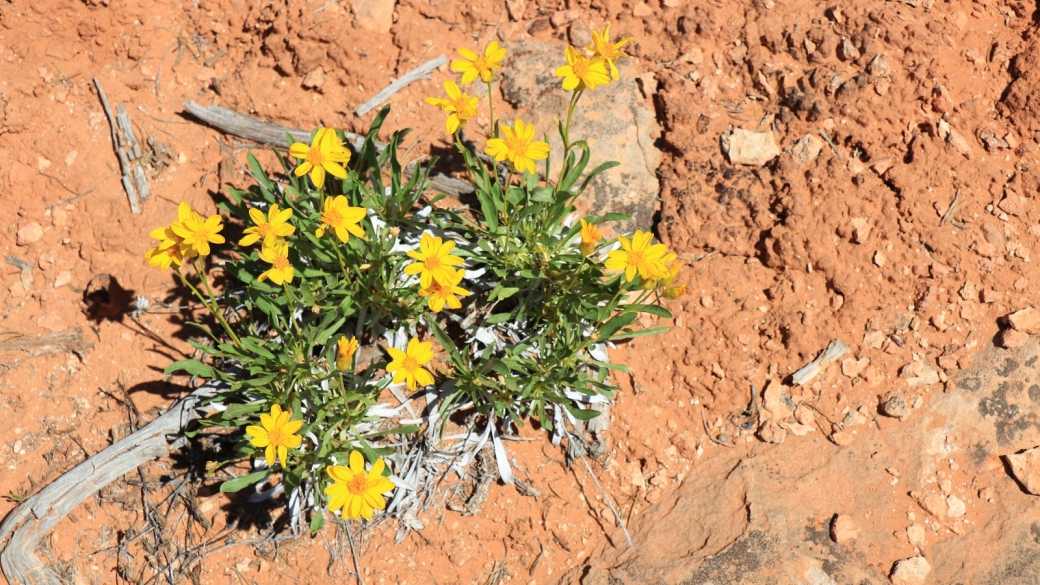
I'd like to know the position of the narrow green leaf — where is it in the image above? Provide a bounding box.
[220,469,273,493]
[164,359,215,378]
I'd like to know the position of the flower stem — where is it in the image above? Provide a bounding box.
[283,283,304,338]
[486,80,497,139]
[555,89,584,192]
[177,264,242,348]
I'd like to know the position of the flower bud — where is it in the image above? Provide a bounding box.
[662,283,687,300]
[336,336,358,371]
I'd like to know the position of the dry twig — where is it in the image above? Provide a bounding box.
[355,56,447,117]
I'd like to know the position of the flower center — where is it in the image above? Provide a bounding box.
[473,56,491,73]
[193,228,211,242]
[273,256,290,270]
[346,473,368,495]
[506,137,529,157]
[306,147,325,167]
[423,256,442,271]
[402,356,419,372]
[573,58,591,79]
[256,223,273,237]
[452,96,476,120]
[432,281,450,296]
[268,428,283,446]
[627,250,645,267]
[323,208,344,227]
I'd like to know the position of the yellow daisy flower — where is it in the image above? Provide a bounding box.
[484,118,550,174]
[257,240,295,285]
[145,240,186,270]
[451,41,507,84]
[585,24,633,80]
[170,202,225,257]
[316,195,367,243]
[324,451,395,520]
[425,81,480,134]
[579,219,602,256]
[336,336,358,371]
[404,233,465,289]
[386,337,435,391]
[554,46,611,91]
[419,269,471,313]
[245,404,304,468]
[239,204,295,247]
[288,127,352,189]
[604,230,670,282]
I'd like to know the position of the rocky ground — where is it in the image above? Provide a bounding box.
[4,0,1040,583]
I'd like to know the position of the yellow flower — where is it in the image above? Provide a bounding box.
[386,337,435,391]
[145,241,186,270]
[257,240,295,285]
[554,45,610,91]
[451,41,507,84]
[239,204,295,247]
[245,404,304,468]
[404,233,465,289]
[604,230,670,282]
[324,451,395,520]
[585,24,633,80]
[170,202,225,257]
[660,261,680,286]
[419,269,471,313]
[425,81,480,134]
[288,127,351,189]
[336,336,358,371]
[579,219,602,256]
[484,118,550,174]
[316,195,367,243]
[662,283,687,300]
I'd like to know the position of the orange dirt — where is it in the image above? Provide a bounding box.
[3,0,1040,582]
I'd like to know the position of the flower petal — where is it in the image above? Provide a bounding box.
[350,450,365,474]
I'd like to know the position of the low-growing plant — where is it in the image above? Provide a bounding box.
[147,25,685,533]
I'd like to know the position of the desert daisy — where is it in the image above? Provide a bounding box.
[316,195,367,243]
[404,233,465,289]
[484,118,550,174]
[585,24,633,80]
[425,81,480,134]
[451,41,507,84]
[239,204,295,247]
[245,404,304,468]
[336,336,359,371]
[257,240,295,285]
[288,127,351,189]
[579,219,602,256]
[419,269,471,313]
[604,230,670,282]
[171,202,225,257]
[554,46,610,91]
[324,451,395,520]
[386,337,435,391]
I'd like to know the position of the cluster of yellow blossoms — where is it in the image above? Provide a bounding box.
[145,202,226,269]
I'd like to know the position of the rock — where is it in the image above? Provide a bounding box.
[881,395,911,419]
[53,271,72,289]
[794,404,815,425]
[997,328,1031,349]
[838,37,860,61]
[946,495,966,518]
[505,0,526,20]
[912,490,948,518]
[831,428,855,446]
[51,207,67,227]
[873,251,886,267]
[787,422,814,436]
[784,134,822,165]
[1007,308,1040,335]
[830,514,860,544]
[841,357,870,378]
[999,191,1028,216]
[850,218,871,244]
[352,0,395,34]
[1005,447,1040,495]
[762,381,795,420]
[900,361,941,388]
[64,150,77,166]
[906,523,926,547]
[302,67,325,90]
[937,119,974,158]
[36,313,65,333]
[17,222,43,245]
[720,128,780,166]
[891,557,931,585]
[500,40,661,230]
[757,421,787,444]
[869,53,892,77]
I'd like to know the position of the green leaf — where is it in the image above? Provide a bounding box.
[219,469,273,493]
[631,304,673,319]
[497,287,520,300]
[221,402,266,421]
[563,402,601,421]
[310,512,325,535]
[597,312,637,340]
[427,318,464,368]
[608,326,669,341]
[601,212,633,223]
[247,153,275,192]
[485,313,512,324]
[164,359,215,378]
[240,337,276,360]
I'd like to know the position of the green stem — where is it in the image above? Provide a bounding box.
[187,256,241,345]
[555,90,584,192]
[283,283,304,338]
[486,80,496,139]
